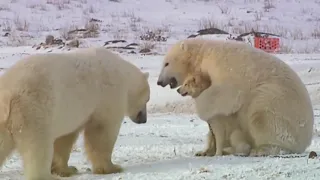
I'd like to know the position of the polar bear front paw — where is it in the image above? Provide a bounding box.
[52,165,78,177]
[92,164,123,174]
[249,148,268,157]
[31,174,61,180]
[195,149,216,157]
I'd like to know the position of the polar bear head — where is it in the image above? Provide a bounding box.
[157,39,201,89]
[127,72,150,124]
[177,73,211,98]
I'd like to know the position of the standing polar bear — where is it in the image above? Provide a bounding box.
[157,38,314,157]
[0,47,150,180]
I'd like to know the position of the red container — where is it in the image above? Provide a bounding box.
[254,37,280,53]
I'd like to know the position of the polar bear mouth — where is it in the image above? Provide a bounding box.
[181,92,188,96]
[177,87,188,96]
[169,77,178,89]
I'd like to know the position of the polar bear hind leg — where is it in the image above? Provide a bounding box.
[51,130,80,177]
[0,125,15,167]
[246,87,298,157]
[247,110,294,157]
[249,144,291,157]
[0,92,15,167]
[15,130,57,180]
[229,129,251,156]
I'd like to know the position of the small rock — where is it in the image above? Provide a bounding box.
[104,40,126,46]
[66,39,80,48]
[45,35,54,45]
[308,151,317,159]
[53,39,64,46]
[139,48,151,53]
[187,34,198,38]
[3,32,10,37]
[126,43,139,47]
[89,18,102,23]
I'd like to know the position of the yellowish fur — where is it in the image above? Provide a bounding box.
[177,73,211,98]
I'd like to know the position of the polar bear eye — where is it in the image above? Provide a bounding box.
[164,62,169,67]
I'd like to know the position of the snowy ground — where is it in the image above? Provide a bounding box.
[0,47,320,180]
[1,0,320,53]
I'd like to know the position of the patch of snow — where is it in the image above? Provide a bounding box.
[0,0,320,53]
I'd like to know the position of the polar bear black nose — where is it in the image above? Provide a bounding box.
[136,110,147,124]
[132,105,147,124]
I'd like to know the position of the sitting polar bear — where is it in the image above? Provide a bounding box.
[177,74,251,156]
[157,38,314,157]
[0,47,150,180]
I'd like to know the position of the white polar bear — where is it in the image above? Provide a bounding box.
[0,47,150,180]
[157,38,314,157]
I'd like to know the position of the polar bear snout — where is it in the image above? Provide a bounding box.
[136,110,147,124]
[157,80,165,87]
[131,105,147,124]
[177,87,188,96]
[156,78,168,87]
[157,77,178,89]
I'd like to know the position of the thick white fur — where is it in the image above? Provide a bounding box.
[0,47,150,180]
[157,38,314,156]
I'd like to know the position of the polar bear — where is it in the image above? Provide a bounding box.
[0,47,150,180]
[176,74,250,156]
[177,73,211,98]
[157,38,314,157]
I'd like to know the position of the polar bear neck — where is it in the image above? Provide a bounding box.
[185,48,207,75]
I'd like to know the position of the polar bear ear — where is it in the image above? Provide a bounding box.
[180,41,188,51]
[143,72,150,79]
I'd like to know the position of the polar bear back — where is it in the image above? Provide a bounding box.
[197,40,313,122]
[0,48,142,138]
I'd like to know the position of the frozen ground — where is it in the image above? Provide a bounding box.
[0,47,320,180]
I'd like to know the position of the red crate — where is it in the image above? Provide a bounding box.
[254,37,280,53]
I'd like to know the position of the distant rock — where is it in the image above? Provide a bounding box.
[188,27,229,38]
[66,39,80,48]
